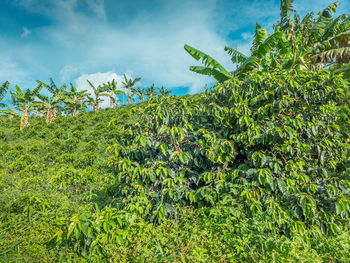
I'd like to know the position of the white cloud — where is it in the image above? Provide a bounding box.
[20,26,31,38]
[10,0,233,93]
[74,71,132,108]
[7,0,347,95]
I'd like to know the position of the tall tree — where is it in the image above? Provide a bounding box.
[145,83,158,99]
[86,80,109,113]
[103,80,125,109]
[35,94,62,124]
[131,87,147,102]
[9,85,42,130]
[184,28,283,81]
[37,78,67,122]
[280,1,350,68]
[122,75,141,104]
[4,91,17,119]
[184,1,349,82]
[158,86,171,97]
[62,84,90,117]
[0,81,9,108]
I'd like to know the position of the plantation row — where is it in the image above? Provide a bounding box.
[0,0,349,262]
[0,75,171,130]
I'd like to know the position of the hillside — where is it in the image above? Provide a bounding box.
[1,67,350,262]
[1,0,350,261]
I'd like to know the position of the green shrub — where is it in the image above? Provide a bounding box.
[75,151,97,168]
[59,153,76,164]
[106,68,350,236]
[61,138,80,152]
[4,149,22,162]
[54,128,66,139]
[0,130,6,140]
[83,140,98,152]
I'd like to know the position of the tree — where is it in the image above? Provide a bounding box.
[62,84,90,117]
[279,1,350,68]
[0,81,9,108]
[158,86,171,97]
[184,28,283,82]
[145,83,158,99]
[35,94,62,124]
[4,91,17,119]
[103,79,125,109]
[122,75,141,104]
[86,80,109,113]
[185,1,349,82]
[9,84,42,130]
[37,78,67,122]
[131,87,147,102]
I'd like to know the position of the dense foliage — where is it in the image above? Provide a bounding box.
[185,1,350,82]
[0,0,349,262]
[0,65,349,262]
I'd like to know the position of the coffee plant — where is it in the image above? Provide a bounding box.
[0,0,349,262]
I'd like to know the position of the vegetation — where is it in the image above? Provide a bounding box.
[0,0,349,262]
[0,81,9,108]
[122,74,141,104]
[103,80,125,109]
[185,1,350,82]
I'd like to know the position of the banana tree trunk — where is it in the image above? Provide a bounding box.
[110,92,116,109]
[93,103,98,113]
[20,106,30,130]
[123,94,125,105]
[50,107,57,122]
[35,107,40,116]
[127,89,131,104]
[8,106,14,119]
[46,108,51,124]
[72,107,77,117]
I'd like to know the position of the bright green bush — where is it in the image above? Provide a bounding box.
[105,68,349,238]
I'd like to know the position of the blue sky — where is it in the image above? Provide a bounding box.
[0,0,349,98]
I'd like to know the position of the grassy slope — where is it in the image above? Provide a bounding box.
[0,107,130,261]
[0,99,349,262]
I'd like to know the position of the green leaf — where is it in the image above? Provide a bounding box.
[277,179,287,193]
[160,144,167,156]
[140,137,146,147]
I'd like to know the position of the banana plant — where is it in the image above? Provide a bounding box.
[62,84,90,117]
[158,86,171,97]
[145,84,158,99]
[184,44,233,82]
[131,87,147,102]
[122,75,141,104]
[36,78,67,122]
[86,80,109,113]
[6,84,42,130]
[184,28,284,81]
[2,91,17,119]
[103,79,125,108]
[35,94,62,124]
[185,0,349,82]
[0,81,9,108]
[279,1,350,68]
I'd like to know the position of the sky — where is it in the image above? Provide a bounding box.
[0,0,349,99]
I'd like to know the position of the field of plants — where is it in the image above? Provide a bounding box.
[0,1,349,262]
